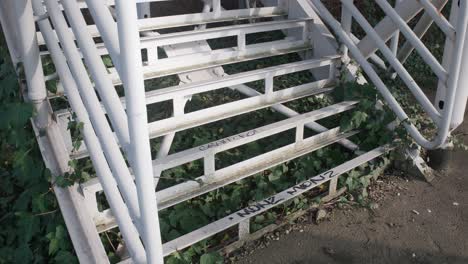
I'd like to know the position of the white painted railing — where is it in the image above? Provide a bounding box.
[1,1,466,263]
[309,0,468,149]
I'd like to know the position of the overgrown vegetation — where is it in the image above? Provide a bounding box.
[0,38,77,263]
[0,1,455,263]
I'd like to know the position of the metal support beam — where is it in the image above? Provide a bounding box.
[13,0,50,129]
[115,0,164,263]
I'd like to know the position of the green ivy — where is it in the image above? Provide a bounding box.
[332,79,403,150]
[0,36,78,263]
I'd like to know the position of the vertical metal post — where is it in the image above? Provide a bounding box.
[0,1,20,66]
[435,0,468,140]
[277,0,288,12]
[328,177,338,196]
[265,74,274,95]
[238,33,246,56]
[204,154,216,180]
[450,22,468,129]
[212,0,221,16]
[389,0,402,79]
[238,219,250,240]
[389,0,402,56]
[435,1,458,113]
[137,2,151,19]
[13,0,50,129]
[340,0,353,61]
[136,2,159,65]
[295,123,304,143]
[115,1,164,263]
[448,2,468,130]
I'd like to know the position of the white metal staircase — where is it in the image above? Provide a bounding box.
[1,0,467,263]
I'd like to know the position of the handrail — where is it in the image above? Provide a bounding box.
[31,1,146,261]
[308,0,468,149]
[115,1,164,263]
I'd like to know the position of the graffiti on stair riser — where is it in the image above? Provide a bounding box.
[235,169,337,218]
[198,130,257,151]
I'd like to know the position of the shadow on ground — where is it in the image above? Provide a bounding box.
[237,106,468,264]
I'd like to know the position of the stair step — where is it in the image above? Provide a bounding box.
[108,18,314,83]
[80,101,358,232]
[147,81,333,138]
[137,18,312,48]
[37,7,285,46]
[57,56,339,159]
[139,7,286,32]
[143,56,339,105]
[156,129,357,210]
[110,40,313,84]
[159,146,388,256]
[154,101,358,172]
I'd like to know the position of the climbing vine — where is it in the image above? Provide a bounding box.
[0,37,78,263]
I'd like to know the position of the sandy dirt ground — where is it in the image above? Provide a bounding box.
[236,113,468,263]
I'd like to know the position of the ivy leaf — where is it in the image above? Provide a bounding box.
[345,176,355,191]
[254,215,265,223]
[102,56,114,68]
[32,193,48,213]
[46,80,58,94]
[351,111,368,128]
[168,211,180,228]
[199,252,223,264]
[48,237,59,256]
[15,213,40,244]
[267,169,282,182]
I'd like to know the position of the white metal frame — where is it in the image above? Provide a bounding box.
[309,0,468,149]
[2,0,467,263]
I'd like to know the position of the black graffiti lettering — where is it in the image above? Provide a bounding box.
[246,130,257,136]
[310,170,336,184]
[236,211,248,217]
[323,170,335,179]
[237,204,263,217]
[199,145,208,151]
[287,183,309,195]
[237,207,257,217]
[309,174,327,185]
[235,170,337,218]
[287,170,335,194]
[215,139,224,147]
[236,196,284,218]
[198,130,257,151]
[302,181,313,188]
[262,196,284,206]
